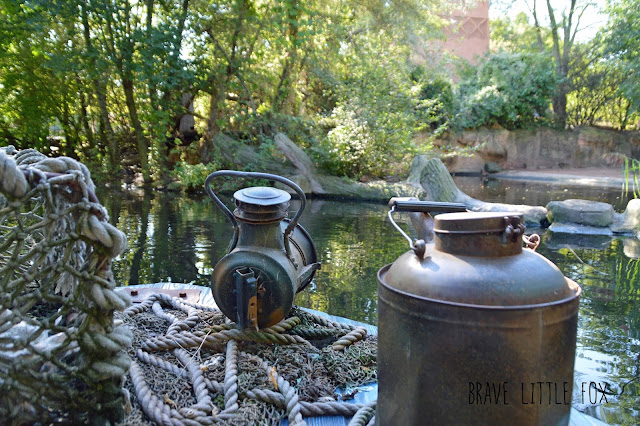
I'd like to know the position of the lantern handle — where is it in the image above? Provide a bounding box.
[205,170,307,253]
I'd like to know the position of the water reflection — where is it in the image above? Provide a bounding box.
[538,239,640,424]
[454,176,629,211]
[99,187,639,425]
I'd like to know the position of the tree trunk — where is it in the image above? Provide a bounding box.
[274,0,299,114]
[546,0,579,128]
[123,77,150,182]
[200,83,225,162]
[59,98,78,157]
[75,74,94,149]
[420,157,463,203]
[81,4,119,172]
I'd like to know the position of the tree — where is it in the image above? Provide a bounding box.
[453,51,556,130]
[603,0,640,117]
[0,0,451,185]
[490,12,550,54]
[566,41,637,129]
[491,0,600,127]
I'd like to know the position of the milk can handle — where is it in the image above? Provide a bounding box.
[387,198,467,258]
[391,200,468,213]
[205,170,307,250]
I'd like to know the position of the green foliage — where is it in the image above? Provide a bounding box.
[12,0,640,187]
[416,76,455,131]
[603,0,640,115]
[623,156,640,199]
[0,0,454,184]
[490,12,550,54]
[172,162,219,192]
[567,42,639,129]
[233,109,321,148]
[311,31,440,179]
[453,52,556,130]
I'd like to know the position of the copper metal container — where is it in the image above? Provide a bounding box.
[377,208,581,425]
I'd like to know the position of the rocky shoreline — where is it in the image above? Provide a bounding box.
[176,132,640,239]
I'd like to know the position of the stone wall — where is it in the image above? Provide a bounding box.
[430,126,640,173]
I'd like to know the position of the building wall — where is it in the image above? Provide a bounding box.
[440,1,490,63]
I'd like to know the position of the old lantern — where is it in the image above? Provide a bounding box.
[205,171,320,329]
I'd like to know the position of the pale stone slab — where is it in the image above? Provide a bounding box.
[547,199,614,227]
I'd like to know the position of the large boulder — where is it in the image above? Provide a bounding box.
[546,199,614,227]
[417,157,547,224]
[484,161,501,173]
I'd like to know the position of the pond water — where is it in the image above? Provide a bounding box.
[100,177,639,425]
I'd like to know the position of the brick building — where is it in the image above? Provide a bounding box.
[440,1,489,63]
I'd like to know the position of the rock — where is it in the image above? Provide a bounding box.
[546,199,614,227]
[482,135,508,158]
[611,198,640,234]
[441,154,485,174]
[484,161,501,173]
[426,126,638,172]
[622,237,640,259]
[273,133,323,193]
[623,237,640,258]
[548,222,614,236]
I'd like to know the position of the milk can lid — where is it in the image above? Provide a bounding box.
[434,211,523,234]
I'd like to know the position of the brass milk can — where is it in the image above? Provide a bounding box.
[205,171,320,329]
[377,204,581,425]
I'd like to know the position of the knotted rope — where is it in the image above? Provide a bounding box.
[118,293,376,425]
[0,146,131,423]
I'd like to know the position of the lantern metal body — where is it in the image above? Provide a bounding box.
[377,206,581,426]
[206,171,319,329]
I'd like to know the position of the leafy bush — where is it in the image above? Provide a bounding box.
[316,93,420,179]
[231,109,321,149]
[312,36,430,179]
[453,52,556,129]
[172,162,219,191]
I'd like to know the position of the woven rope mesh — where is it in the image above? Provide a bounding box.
[0,147,131,423]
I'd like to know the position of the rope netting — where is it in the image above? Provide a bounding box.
[117,294,377,425]
[0,147,131,423]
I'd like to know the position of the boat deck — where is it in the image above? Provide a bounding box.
[118,282,608,426]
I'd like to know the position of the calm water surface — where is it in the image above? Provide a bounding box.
[100,177,639,425]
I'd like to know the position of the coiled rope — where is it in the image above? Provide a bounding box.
[119,292,376,425]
